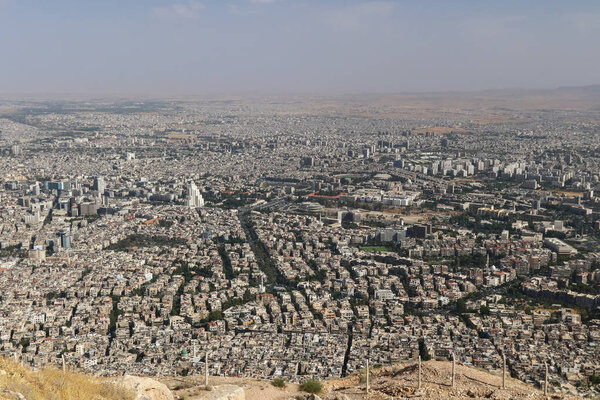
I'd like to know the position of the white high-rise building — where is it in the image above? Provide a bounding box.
[93,176,106,196]
[186,181,204,208]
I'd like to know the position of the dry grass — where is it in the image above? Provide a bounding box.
[0,357,133,400]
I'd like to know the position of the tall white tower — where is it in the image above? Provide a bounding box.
[186,181,204,208]
[93,176,106,196]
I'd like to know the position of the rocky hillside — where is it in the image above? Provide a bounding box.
[321,360,580,400]
[161,360,582,400]
[0,357,582,400]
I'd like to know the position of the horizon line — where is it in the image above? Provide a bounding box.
[1,84,600,102]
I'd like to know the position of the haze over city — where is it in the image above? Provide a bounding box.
[1,0,600,95]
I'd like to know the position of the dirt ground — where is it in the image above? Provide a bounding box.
[160,361,583,400]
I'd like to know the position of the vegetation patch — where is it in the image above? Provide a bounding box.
[272,377,287,388]
[300,379,323,394]
[359,246,393,252]
[105,234,187,251]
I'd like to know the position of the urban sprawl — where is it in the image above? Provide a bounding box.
[0,97,599,397]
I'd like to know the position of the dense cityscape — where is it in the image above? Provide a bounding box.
[0,93,599,398]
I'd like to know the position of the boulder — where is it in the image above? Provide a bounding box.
[294,395,322,400]
[324,394,349,400]
[116,375,175,400]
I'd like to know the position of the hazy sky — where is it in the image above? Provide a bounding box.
[1,0,599,95]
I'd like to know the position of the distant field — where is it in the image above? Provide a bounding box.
[536,189,584,198]
[453,178,478,182]
[359,246,393,252]
[411,126,470,135]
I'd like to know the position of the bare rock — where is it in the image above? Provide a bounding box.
[116,375,175,400]
[0,390,28,400]
[294,395,322,400]
[198,384,245,400]
[323,394,349,400]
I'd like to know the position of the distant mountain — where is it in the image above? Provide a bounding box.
[554,84,600,99]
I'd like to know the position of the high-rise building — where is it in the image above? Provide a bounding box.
[45,181,64,191]
[186,181,204,208]
[59,231,71,249]
[93,176,106,196]
[79,201,99,216]
[302,157,314,167]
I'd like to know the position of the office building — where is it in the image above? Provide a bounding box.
[186,181,204,208]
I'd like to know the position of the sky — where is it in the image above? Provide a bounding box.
[0,0,599,95]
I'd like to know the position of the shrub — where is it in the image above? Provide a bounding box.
[272,378,286,388]
[358,370,367,384]
[300,379,322,394]
[418,339,432,361]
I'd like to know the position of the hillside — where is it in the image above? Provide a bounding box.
[0,357,582,400]
[161,360,582,400]
[0,356,175,400]
[323,361,580,399]
[0,357,133,400]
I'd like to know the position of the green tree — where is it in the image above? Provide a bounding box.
[300,379,322,394]
[456,298,467,314]
[418,339,431,361]
[271,378,286,388]
[208,310,222,321]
